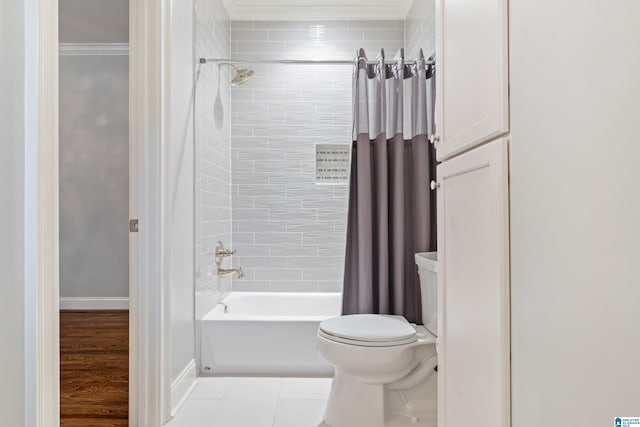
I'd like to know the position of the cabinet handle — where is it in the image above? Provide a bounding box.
[430,180,440,190]
[429,134,441,145]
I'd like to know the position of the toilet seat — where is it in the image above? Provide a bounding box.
[319,314,417,347]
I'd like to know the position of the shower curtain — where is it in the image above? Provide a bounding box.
[342,48,436,324]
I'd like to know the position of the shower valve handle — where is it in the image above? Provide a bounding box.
[215,241,236,265]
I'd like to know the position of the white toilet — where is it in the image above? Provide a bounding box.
[317,252,438,427]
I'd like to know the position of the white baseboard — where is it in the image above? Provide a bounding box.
[59,297,129,310]
[171,359,198,417]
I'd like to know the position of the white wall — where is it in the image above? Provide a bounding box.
[169,0,196,384]
[510,1,640,425]
[0,0,37,424]
[0,1,27,422]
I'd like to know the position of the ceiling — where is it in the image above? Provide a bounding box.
[222,0,415,21]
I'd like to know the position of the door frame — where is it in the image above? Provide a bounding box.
[36,0,60,423]
[36,0,172,425]
[129,0,173,424]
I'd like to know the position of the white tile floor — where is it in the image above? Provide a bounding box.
[166,377,332,427]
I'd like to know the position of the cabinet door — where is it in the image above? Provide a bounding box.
[435,0,509,161]
[436,138,510,427]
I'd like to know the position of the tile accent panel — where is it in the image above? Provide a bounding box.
[230,20,404,292]
[195,0,232,319]
[405,0,436,58]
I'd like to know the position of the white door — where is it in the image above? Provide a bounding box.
[435,0,509,161]
[436,138,510,427]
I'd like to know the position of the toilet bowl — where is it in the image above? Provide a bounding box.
[317,252,438,427]
[317,314,437,427]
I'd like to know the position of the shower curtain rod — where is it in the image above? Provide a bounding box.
[199,57,435,66]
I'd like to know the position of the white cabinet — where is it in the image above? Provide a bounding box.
[436,138,510,427]
[435,0,509,161]
[434,0,511,423]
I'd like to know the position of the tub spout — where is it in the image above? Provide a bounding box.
[215,302,228,313]
[217,265,244,279]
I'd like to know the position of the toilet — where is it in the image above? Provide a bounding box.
[317,252,438,427]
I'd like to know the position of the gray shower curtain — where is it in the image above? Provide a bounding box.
[342,48,436,324]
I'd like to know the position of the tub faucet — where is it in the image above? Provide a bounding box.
[214,241,236,265]
[217,265,245,279]
[215,302,228,314]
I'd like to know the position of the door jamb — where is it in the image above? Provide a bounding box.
[35,0,60,424]
[129,0,172,424]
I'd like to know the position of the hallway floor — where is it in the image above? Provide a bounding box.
[60,310,129,426]
[166,377,332,427]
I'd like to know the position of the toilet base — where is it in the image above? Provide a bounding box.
[320,414,436,427]
[323,370,385,427]
[322,369,436,427]
[320,413,436,427]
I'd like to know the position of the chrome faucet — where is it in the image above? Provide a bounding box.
[214,241,236,265]
[217,265,245,279]
[212,241,243,278]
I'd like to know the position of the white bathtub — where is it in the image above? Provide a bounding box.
[200,292,342,376]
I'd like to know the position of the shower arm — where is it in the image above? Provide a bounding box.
[217,62,239,72]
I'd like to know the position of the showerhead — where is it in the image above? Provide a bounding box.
[218,63,254,87]
[230,67,254,87]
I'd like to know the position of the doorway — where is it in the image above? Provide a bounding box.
[35,0,170,424]
[58,0,130,425]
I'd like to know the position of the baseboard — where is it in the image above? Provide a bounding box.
[171,359,198,417]
[59,43,129,56]
[59,297,129,310]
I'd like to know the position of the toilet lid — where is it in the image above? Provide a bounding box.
[319,314,416,344]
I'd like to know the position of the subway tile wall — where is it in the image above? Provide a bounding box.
[195,0,232,319]
[405,0,436,59]
[229,21,404,292]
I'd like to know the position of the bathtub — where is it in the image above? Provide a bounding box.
[200,292,342,376]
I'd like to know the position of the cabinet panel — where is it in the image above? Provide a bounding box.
[436,138,510,427]
[435,0,509,161]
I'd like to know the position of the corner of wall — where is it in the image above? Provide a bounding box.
[170,359,197,418]
[194,0,232,373]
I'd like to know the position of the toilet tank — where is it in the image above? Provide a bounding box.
[415,252,438,336]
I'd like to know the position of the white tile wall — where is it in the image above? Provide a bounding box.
[195,0,232,318]
[230,20,405,61]
[229,20,404,293]
[193,12,435,296]
[405,0,436,58]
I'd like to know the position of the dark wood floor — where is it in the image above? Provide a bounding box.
[60,310,129,427]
